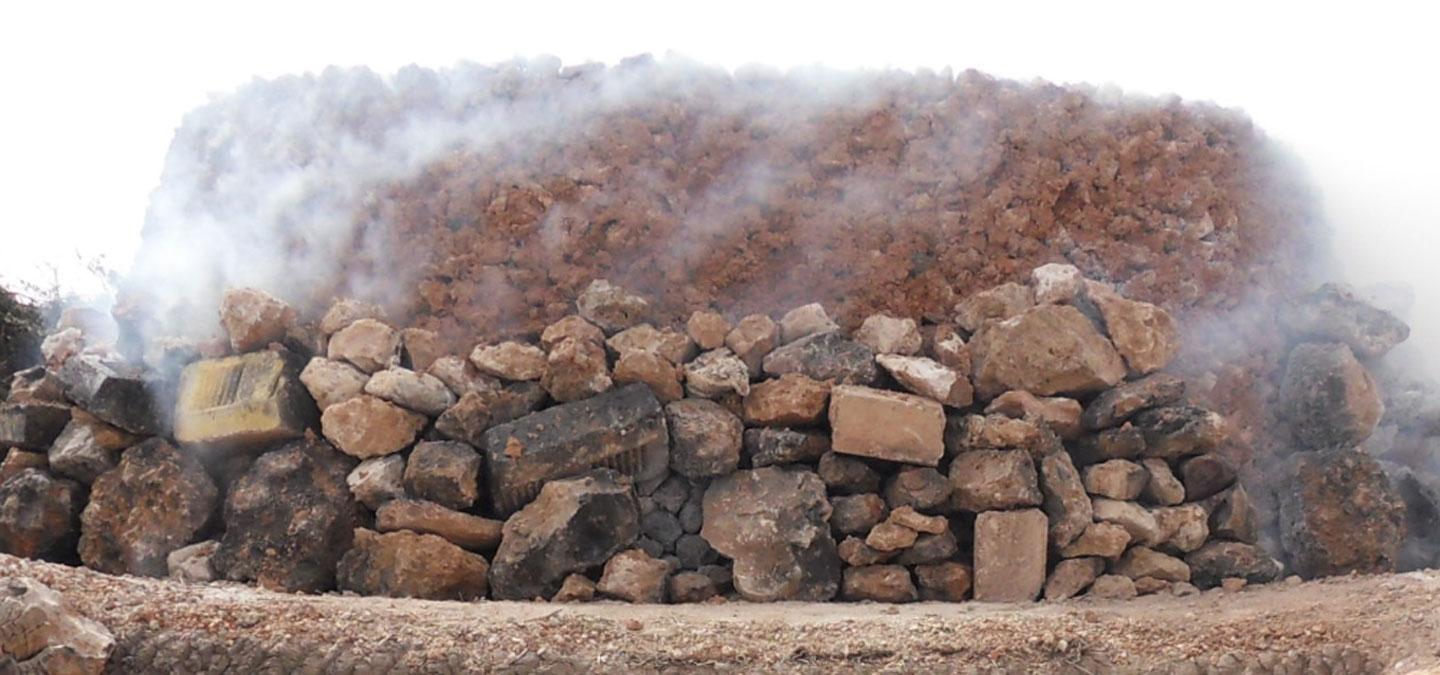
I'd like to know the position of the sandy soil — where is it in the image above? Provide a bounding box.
[4,555,1438,673]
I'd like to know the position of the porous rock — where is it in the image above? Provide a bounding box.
[954,282,1034,333]
[701,466,839,602]
[613,350,684,402]
[1185,541,1283,588]
[949,449,1042,512]
[830,493,888,536]
[1133,406,1226,459]
[1279,342,1384,450]
[744,428,830,467]
[985,390,1083,439]
[666,399,742,478]
[1276,446,1403,578]
[779,303,838,344]
[434,391,492,446]
[1206,484,1258,544]
[742,373,829,427]
[47,418,130,484]
[403,441,482,511]
[684,348,751,399]
[875,354,973,408]
[0,576,113,674]
[1082,373,1186,430]
[542,315,606,351]
[327,318,400,373]
[299,357,369,411]
[1030,263,1084,305]
[669,571,718,603]
[1140,458,1185,506]
[817,452,882,494]
[1281,282,1411,359]
[1038,450,1092,548]
[1179,453,1236,501]
[761,331,877,386]
[426,355,503,398]
[724,314,779,374]
[1083,459,1148,500]
[685,310,730,351]
[219,287,295,353]
[969,304,1126,399]
[346,455,405,510]
[576,279,649,334]
[914,562,972,601]
[853,314,921,355]
[542,336,613,403]
[470,341,547,382]
[0,469,83,560]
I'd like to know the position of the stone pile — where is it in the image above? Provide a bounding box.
[0,268,1428,605]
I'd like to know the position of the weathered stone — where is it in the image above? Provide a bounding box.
[55,355,161,435]
[1169,581,1200,596]
[949,449,1042,512]
[831,493,887,536]
[346,455,405,510]
[613,350,684,402]
[0,448,46,485]
[1277,446,1403,578]
[761,331,877,386]
[1179,453,1236,501]
[985,390,1083,439]
[1185,541,1283,588]
[929,324,972,372]
[320,395,427,459]
[1039,450,1092,548]
[1140,458,1185,506]
[79,439,218,577]
[337,528,489,600]
[219,287,295,353]
[1059,522,1132,560]
[954,282,1034,333]
[779,303,838,344]
[6,367,65,405]
[634,536,665,560]
[576,279,649,334]
[663,399,740,479]
[1088,574,1138,600]
[167,540,219,583]
[969,304,1126,400]
[212,439,362,593]
[724,314,779,374]
[829,385,944,466]
[1084,281,1179,375]
[841,565,917,603]
[1030,263,1084,305]
[470,341,547,382]
[744,428,830,467]
[1152,503,1210,553]
[1207,484,1258,544]
[818,451,882,494]
[1044,557,1105,601]
[478,381,549,425]
[914,562,972,601]
[876,354,973,408]
[1070,424,1147,465]
[683,348,751,399]
[327,319,400,373]
[300,357,369,411]
[542,337,613,403]
[319,298,386,335]
[1082,373,1186,431]
[743,373,829,427]
[883,467,951,512]
[425,355,503,398]
[0,577,113,674]
[490,469,640,600]
[1280,342,1384,450]
[376,499,502,552]
[866,522,918,551]
[552,573,597,602]
[675,533,718,569]
[1379,462,1440,572]
[40,328,84,369]
[541,315,607,351]
[597,549,669,603]
[701,467,839,602]
[685,310,731,351]
[404,441,481,511]
[140,336,201,377]
[838,536,897,566]
[1281,282,1411,360]
[1083,459,1148,500]
[364,367,455,416]
[895,529,960,565]
[669,571,718,603]
[948,414,1059,457]
[1134,577,1171,595]
[399,327,444,373]
[1114,546,1190,582]
[0,469,83,560]
[45,420,124,484]
[1133,406,1226,459]
[973,509,1048,602]
[853,314,922,355]
[173,351,314,448]
[434,392,491,446]
[1091,498,1162,547]
[887,506,947,534]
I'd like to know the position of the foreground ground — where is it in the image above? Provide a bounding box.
[3,555,1438,674]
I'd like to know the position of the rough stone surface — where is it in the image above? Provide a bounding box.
[364,367,455,416]
[665,399,742,479]
[817,452,882,494]
[541,315,606,352]
[1277,446,1403,578]
[478,381,550,426]
[1281,282,1411,360]
[1280,342,1384,450]
[47,420,126,484]
[1082,373,1186,431]
[336,528,489,600]
[830,493,888,536]
[212,439,363,593]
[597,549,670,603]
[321,395,428,459]
[886,506,947,534]
[1044,557,1105,601]
[683,348,751,399]
[949,449,1042,512]
[0,448,46,486]
[973,509,1048,602]
[606,324,695,365]
[724,314,779,374]
[761,331,877,386]
[1152,503,1210,553]
[426,356,503,398]
[1379,462,1440,572]
[875,354,973,408]
[744,428,830,467]
[914,562,972,601]
[346,455,406,510]
[1059,522,1132,560]
[948,414,1060,457]
[6,367,65,405]
[219,287,295,353]
[166,540,219,583]
[376,499,503,552]
[882,467,952,512]
[0,576,113,674]
[470,341,547,382]
[1207,484,1259,544]
[612,350,684,403]
[0,469,83,560]
[778,303,838,344]
[1070,424,1147,465]
[79,439,219,577]
[742,373,829,427]
[403,441,482,511]
[319,298,386,335]
[1185,540,1283,588]
[1141,458,1186,506]
[668,571,718,603]
[895,530,959,565]
[829,385,944,466]
[685,311,730,351]
[1133,406,1226,459]
[1038,450,1092,548]
[1084,280,1180,375]
[552,573,597,602]
[969,304,1126,400]
[575,279,649,334]
[701,467,839,602]
[299,357,369,411]
[929,324,972,373]
[985,391,1083,439]
[841,565,917,603]
[1089,574,1138,599]
[853,315,922,355]
[1179,453,1237,501]
[838,536,896,567]
[1083,459,1149,500]
[434,392,492,447]
[1114,546,1190,582]
[1091,497,1162,547]
[401,327,444,372]
[1030,263,1085,305]
[0,403,71,452]
[954,282,1034,333]
[172,351,315,449]
[55,356,160,435]
[542,337,613,403]
[865,522,918,552]
[327,319,400,373]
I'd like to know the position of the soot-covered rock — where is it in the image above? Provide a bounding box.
[403,441,482,511]
[1185,541,1283,588]
[1279,342,1384,450]
[1038,449,1092,548]
[744,427,830,467]
[818,452,882,494]
[0,402,71,452]
[1179,453,1237,501]
[1276,446,1403,578]
[701,466,840,602]
[665,398,743,479]
[1379,462,1440,572]
[1132,406,1226,459]
[1082,373,1186,431]
[883,466,952,512]
[337,528,490,600]
[56,355,163,436]
[761,331,877,386]
[0,469,83,560]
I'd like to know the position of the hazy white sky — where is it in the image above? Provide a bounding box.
[1,0,1436,313]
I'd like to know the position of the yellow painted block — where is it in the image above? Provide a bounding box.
[173,351,314,447]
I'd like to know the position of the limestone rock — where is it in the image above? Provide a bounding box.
[761,331,877,386]
[1152,503,1210,553]
[300,357,369,411]
[1030,263,1084,305]
[6,366,65,405]
[1281,282,1411,359]
[744,428,830,467]
[1083,459,1148,500]
[552,573,597,602]
[167,540,219,583]
[400,327,444,372]
[839,536,897,566]
[1277,446,1403,578]
[954,282,1033,333]
[320,395,427,459]
[337,528,489,600]
[841,565,917,603]
[346,455,406,510]
[985,390,1083,439]
[1044,557,1105,601]
[1140,458,1185,506]
[0,449,46,486]
[700,467,839,602]
[973,509,1048,602]
[1082,373,1186,430]
[742,373,830,427]
[1091,498,1162,547]
[886,506,947,534]
[576,279,649,334]
[685,310,730,351]
[541,315,607,351]
[928,324,972,372]
[613,350,684,402]
[1088,574,1137,600]
[829,385,944,466]
[219,287,295,353]
[1280,342,1383,450]
[1039,450,1092,548]
[853,314,921,355]
[40,328,84,369]
[914,562,972,601]
[1083,280,1179,375]
[470,341,547,381]
[364,367,455,416]
[542,337,613,403]
[404,441,482,511]
[426,355,503,398]
[1185,541,1283,588]
[883,467,952,512]
[669,571,718,603]
[969,304,1126,399]
[949,449,1042,512]
[1207,484,1259,544]
[1059,522,1131,560]
[1114,546,1190,582]
[597,549,669,603]
[724,314,779,374]
[778,303,838,344]
[875,354,973,408]
[865,522,918,551]
[0,469,83,560]
[607,323,696,365]
[48,419,130,484]
[319,298,386,335]
[0,577,113,674]
[684,348,751,399]
[327,319,400,373]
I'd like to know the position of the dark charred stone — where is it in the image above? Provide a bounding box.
[665,399,742,479]
[1378,461,1440,572]
[1281,282,1411,360]
[634,535,665,559]
[1185,541,1283,588]
[642,509,684,548]
[1081,373,1186,430]
[1206,484,1259,544]
[0,469,83,560]
[760,331,877,386]
[489,469,640,601]
[1067,424,1147,465]
[1276,446,1404,578]
[47,419,132,484]
[701,466,840,602]
[403,441,482,511]
[837,536,896,566]
[0,402,71,451]
[1038,449,1093,549]
[744,428,830,467]
[1279,342,1384,451]
[830,493,888,536]
[1179,453,1237,501]
[212,438,363,593]
[1132,406,1226,460]
[896,530,959,566]
[337,528,489,600]
[817,452,881,494]
[479,380,549,426]
[6,366,65,404]
[434,392,492,447]
[651,475,690,513]
[946,413,1061,458]
[675,533,718,569]
[882,466,952,512]
[55,355,162,435]
[678,501,703,533]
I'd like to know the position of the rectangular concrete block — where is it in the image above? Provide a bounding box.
[0,402,71,450]
[173,351,315,448]
[483,382,668,514]
[974,508,1048,602]
[827,384,944,466]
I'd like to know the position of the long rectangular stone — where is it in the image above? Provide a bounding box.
[56,355,162,435]
[173,351,314,448]
[827,385,944,466]
[0,402,71,450]
[973,508,1048,602]
[483,382,668,514]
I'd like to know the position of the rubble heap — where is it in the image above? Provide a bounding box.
[7,264,1424,606]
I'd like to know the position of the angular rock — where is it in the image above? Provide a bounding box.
[0,403,70,452]
[1379,462,1440,572]
[541,315,607,351]
[1039,450,1092,548]
[841,565,917,603]
[1140,458,1185,506]
[1084,281,1179,375]
[865,522,918,551]
[173,351,314,448]
[1083,459,1148,500]
[1280,342,1384,450]
[400,327,443,372]
[1134,577,1171,595]
[576,279,649,334]
[895,529,959,565]
[831,493,888,536]
[0,448,46,485]
[542,336,613,403]
[212,439,363,593]
[985,390,1083,439]
[1070,424,1147,465]
[426,355,503,398]
[1185,541,1283,588]
[838,536,897,566]
[669,571,718,603]
[597,548,669,603]
[470,341,547,382]
[377,499,502,552]
[724,314,779,374]
[552,573,597,602]
[675,533,718,569]
[167,540,219,583]
[1091,498,1162,547]
[604,324,694,367]
[928,324,971,372]
[701,467,839,602]
[744,428,830,467]
[1179,453,1236,501]
[346,455,405,510]
[1281,282,1411,360]
[1030,263,1084,305]
[973,509,1048,602]
[914,562,972,601]
[48,420,127,484]
[1082,373,1186,430]
[742,373,829,427]
[954,282,1034,333]
[1152,503,1210,553]
[1114,546,1190,582]
[1044,557,1105,601]
[779,303,839,344]
[56,355,161,435]
[1059,522,1131,560]
[320,395,427,459]
[300,357,369,411]
[0,469,83,559]
[479,381,549,425]
[364,367,455,416]
[685,310,731,351]
[829,385,944,466]
[1207,484,1258,544]
[948,414,1060,457]
[1088,574,1137,600]
[665,399,742,479]
[0,576,113,674]
[613,350,684,403]
[404,441,482,511]
[1277,446,1403,578]
[6,366,65,405]
[887,506,947,534]
[761,331,877,386]
[969,304,1126,400]
[327,319,400,373]
[853,314,921,355]
[683,348,751,399]
[949,449,1042,512]
[337,528,489,600]
[219,287,295,353]
[1133,406,1226,459]
[883,467,951,512]
[818,452,882,494]
[434,392,492,446]
[79,439,218,576]
[319,298,386,335]
[40,328,83,370]
[876,354,973,408]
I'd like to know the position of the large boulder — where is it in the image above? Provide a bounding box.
[0,577,113,675]
[336,528,489,600]
[701,467,840,602]
[1276,447,1404,578]
[973,509,1048,602]
[1281,283,1410,360]
[0,469,84,560]
[1279,342,1384,450]
[1379,461,1440,572]
[211,439,363,593]
[489,469,640,600]
[969,304,1126,400]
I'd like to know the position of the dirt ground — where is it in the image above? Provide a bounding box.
[4,555,1438,674]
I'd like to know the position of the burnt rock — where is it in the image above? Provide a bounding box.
[973,509,1048,602]
[346,455,406,509]
[701,466,840,602]
[838,536,897,566]
[542,337,613,403]
[779,303,838,344]
[642,509,684,547]
[1281,282,1410,360]
[1044,557,1105,601]
[1280,342,1384,450]
[79,438,219,577]
[1185,541,1283,588]
[1179,453,1237,501]
[841,565,917,603]
[683,348,751,399]
[724,314,779,374]
[48,419,129,484]
[1152,503,1209,553]
[55,355,162,436]
[479,380,549,425]
[1082,373,1186,430]
[212,438,362,593]
[865,522,918,551]
[1039,449,1092,549]
[761,331,877,386]
[576,279,648,334]
[1070,424,1147,465]
[666,398,743,479]
[1083,459,1148,501]
[948,414,1060,457]
[0,576,113,674]
[1379,462,1440,571]
[219,287,295,353]
[613,350,684,403]
[984,390,1082,439]
[7,366,65,404]
[1277,446,1403,578]
[337,528,489,600]
[949,449,1042,512]
[327,319,400,374]
[552,573,597,602]
[0,469,83,560]
[404,441,482,511]
[876,354,973,408]
[818,452,882,494]
[434,392,491,446]
[1140,458,1185,506]
[597,548,670,603]
[0,403,70,452]
[679,501,703,533]
[829,385,944,466]
[376,499,503,552]
[1133,406,1225,460]
[954,282,1034,333]
[1206,484,1258,544]
[675,533,718,569]
[914,562,972,601]
[853,315,922,356]
[742,373,829,427]
[321,395,427,459]
[489,469,640,600]
[299,357,368,411]
[883,467,951,512]
[969,304,1126,400]
[831,493,887,536]
[364,367,455,416]
[1083,281,1179,376]
[685,310,731,351]
[886,505,947,534]
[744,427,829,467]
[173,351,314,448]
[0,448,46,485]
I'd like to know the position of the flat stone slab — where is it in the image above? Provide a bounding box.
[828,385,944,466]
